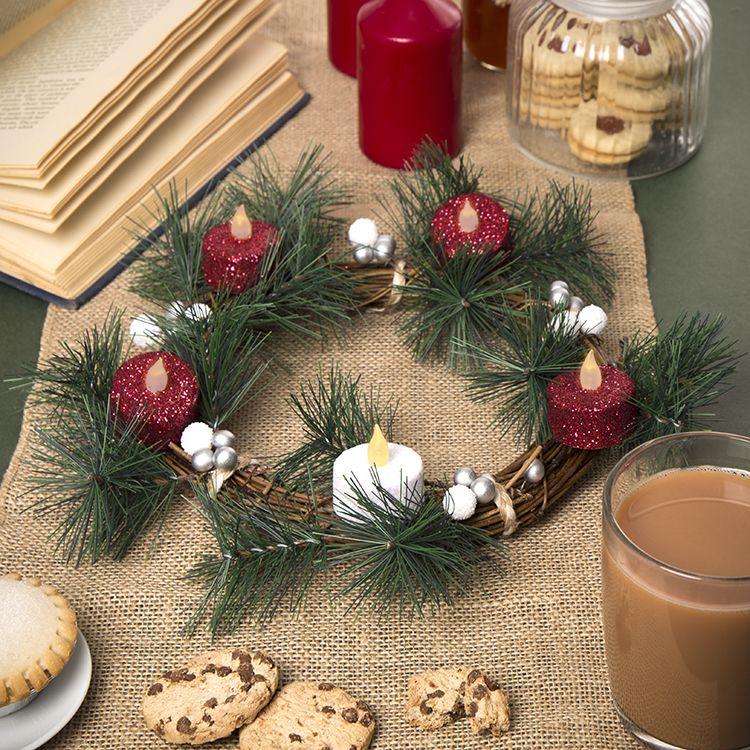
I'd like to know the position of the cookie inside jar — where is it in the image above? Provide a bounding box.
[508,0,711,179]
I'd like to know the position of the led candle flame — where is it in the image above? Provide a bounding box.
[580,350,603,391]
[144,356,168,393]
[230,204,253,240]
[367,424,390,467]
[458,198,480,233]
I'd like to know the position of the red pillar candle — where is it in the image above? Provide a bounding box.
[201,205,279,294]
[328,0,371,77]
[110,352,200,448]
[430,193,512,259]
[358,0,462,169]
[547,351,638,450]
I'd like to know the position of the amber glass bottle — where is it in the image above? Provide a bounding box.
[462,0,511,70]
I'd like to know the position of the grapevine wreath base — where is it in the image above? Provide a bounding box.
[17,143,739,634]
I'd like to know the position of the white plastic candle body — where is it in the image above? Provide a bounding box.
[332,442,424,522]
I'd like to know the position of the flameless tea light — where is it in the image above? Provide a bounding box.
[201,204,279,294]
[547,350,637,450]
[332,424,424,522]
[430,193,511,259]
[110,352,200,447]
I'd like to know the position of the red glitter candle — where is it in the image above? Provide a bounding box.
[430,192,511,259]
[201,205,278,294]
[110,352,200,448]
[547,351,637,450]
[327,0,371,77]
[357,0,462,169]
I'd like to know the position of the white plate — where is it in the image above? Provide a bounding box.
[0,629,92,750]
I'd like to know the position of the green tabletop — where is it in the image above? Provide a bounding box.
[1,0,748,480]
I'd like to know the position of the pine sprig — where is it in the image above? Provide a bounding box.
[384,141,613,365]
[508,181,612,302]
[226,145,357,337]
[28,397,175,564]
[156,299,270,427]
[273,368,398,490]
[620,313,742,446]
[325,482,504,616]
[188,476,503,634]
[128,182,223,306]
[383,139,481,256]
[397,244,529,368]
[186,481,325,635]
[462,303,586,446]
[11,310,127,414]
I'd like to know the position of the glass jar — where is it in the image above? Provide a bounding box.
[506,0,711,179]
[463,0,512,70]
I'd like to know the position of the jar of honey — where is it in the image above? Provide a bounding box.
[462,0,511,70]
[506,0,712,178]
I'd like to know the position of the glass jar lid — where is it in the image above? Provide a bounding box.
[554,0,676,20]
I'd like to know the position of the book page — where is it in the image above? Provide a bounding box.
[0,0,219,169]
[0,1,275,224]
[0,38,292,277]
[0,0,75,58]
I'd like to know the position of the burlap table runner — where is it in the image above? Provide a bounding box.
[0,4,655,748]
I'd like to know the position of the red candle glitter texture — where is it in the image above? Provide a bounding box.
[327,0,371,76]
[201,205,278,294]
[110,352,200,448]
[357,0,462,169]
[430,193,511,259]
[547,351,637,450]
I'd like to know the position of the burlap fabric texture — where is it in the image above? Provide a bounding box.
[0,4,654,748]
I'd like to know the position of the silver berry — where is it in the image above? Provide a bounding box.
[524,458,546,484]
[191,448,215,473]
[470,474,497,504]
[549,287,571,308]
[373,234,396,263]
[212,429,235,449]
[352,244,374,265]
[453,466,477,487]
[550,280,569,292]
[569,295,584,313]
[213,446,238,472]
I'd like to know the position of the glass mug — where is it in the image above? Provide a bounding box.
[602,432,750,750]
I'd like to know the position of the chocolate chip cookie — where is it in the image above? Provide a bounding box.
[142,648,279,744]
[463,668,511,737]
[406,667,510,737]
[405,668,469,729]
[239,681,375,750]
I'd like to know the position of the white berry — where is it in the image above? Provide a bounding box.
[550,310,580,335]
[165,301,185,320]
[180,422,214,456]
[577,305,608,336]
[348,218,379,248]
[185,302,212,322]
[443,484,478,521]
[129,314,161,348]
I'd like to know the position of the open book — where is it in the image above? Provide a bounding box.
[0,0,308,306]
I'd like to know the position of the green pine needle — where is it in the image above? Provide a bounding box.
[188,474,503,634]
[620,313,742,446]
[397,242,529,368]
[462,303,586,446]
[129,182,223,306]
[186,481,325,635]
[273,367,398,490]
[10,309,127,415]
[324,481,504,616]
[507,181,612,303]
[384,141,613,366]
[28,396,175,565]
[155,299,270,427]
